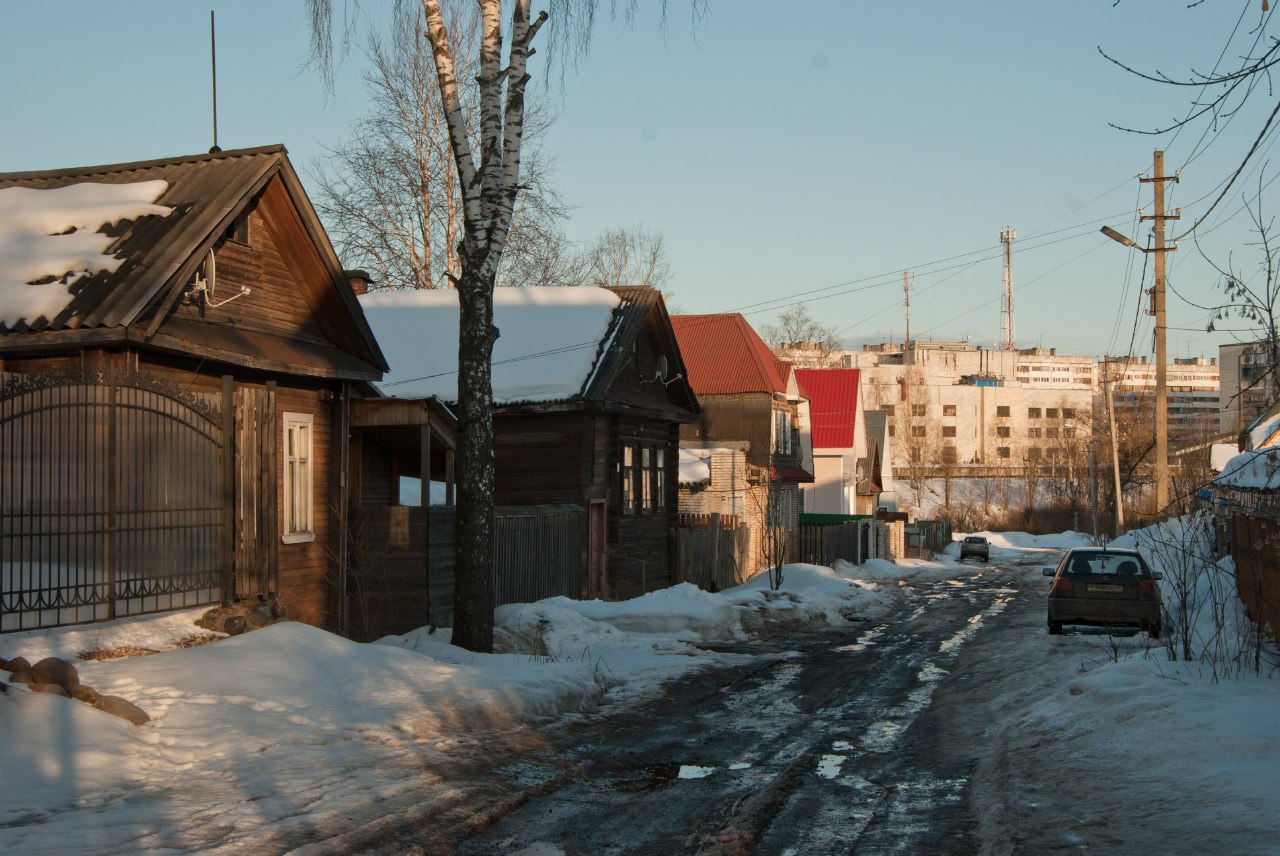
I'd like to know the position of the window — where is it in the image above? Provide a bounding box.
[888,424,895,437]
[880,404,895,415]
[774,410,792,455]
[996,406,1010,417]
[1046,408,1059,418]
[282,413,314,544]
[996,426,1011,438]
[911,404,927,417]
[1028,427,1042,439]
[1064,426,1076,438]
[997,446,1011,459]
[655,449,666,510]
[942,404,956,416]
[1062,408,1076,419]
[224,212,251,245]
[942,425,956,438]
[1028,407,1041,418]
[942,446,958,463]
[622,445,637,514]
[1046,427,1060,439]
[641,447,652,510]
[911,425,926,437]
[1027,448,1042,461]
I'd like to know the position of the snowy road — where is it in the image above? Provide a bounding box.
[426,555,1050,855]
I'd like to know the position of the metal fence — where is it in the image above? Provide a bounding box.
[2,370,229,632]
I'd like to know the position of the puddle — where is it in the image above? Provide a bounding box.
[614,762,722,791]
[817,753,846,779]
[678,765,716,780]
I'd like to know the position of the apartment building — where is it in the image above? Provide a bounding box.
[1106,355,1220,441]
[1219,341,1276,435]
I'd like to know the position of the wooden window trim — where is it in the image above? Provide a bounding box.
[282,412,315,544]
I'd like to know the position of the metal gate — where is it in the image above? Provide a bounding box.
[1,369,231,631]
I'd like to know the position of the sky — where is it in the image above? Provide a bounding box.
[1,523,1275,852]
[4,1,1280,359]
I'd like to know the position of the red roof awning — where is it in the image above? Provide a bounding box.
[770,465,814,484]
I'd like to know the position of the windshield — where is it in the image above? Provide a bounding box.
[1064,553,1146,576]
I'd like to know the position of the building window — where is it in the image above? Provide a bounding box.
[888,424,895,437]
[1046,408,1059,418]
[1064,426,1077,438]
[942,425,956,438]
[622,444,637,514]
[1028,407,1041,418]
[911,404,927,417]
[1028,427,1042,438]
[911,425,926,437]
[641,447,653,510]
[1046,427,1060,438]
[996,426,1011,438]
[943,404,956,416]
[282,413,314,544]
[655,449,666,510]
[997,446,1011,459]
[881,404,895,415]
[1062,408,1075,419]
[996,406,1010,417]
[1027,447,1042,461]
[224,212,251,245]
[942,446,958,463]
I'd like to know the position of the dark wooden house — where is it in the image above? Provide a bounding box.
[360,285,700,602]
[0,145,393,633]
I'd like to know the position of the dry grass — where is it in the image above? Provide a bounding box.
[77,633,223,662]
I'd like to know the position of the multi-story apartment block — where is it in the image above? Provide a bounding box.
[1106,355,1220,442]
[1219,341,1277,435]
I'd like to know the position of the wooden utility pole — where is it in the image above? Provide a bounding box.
[1140,151,1178,516]
[1104,359,1125,532]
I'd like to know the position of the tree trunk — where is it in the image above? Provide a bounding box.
[451,265,498,652]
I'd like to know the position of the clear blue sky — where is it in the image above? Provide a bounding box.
[3,1,1276,360]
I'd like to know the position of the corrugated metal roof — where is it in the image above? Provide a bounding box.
[795,368,860,449]
[671,313,787,395]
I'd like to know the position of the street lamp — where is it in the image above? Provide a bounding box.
[1099,150,1177,518]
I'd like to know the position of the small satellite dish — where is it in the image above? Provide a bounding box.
[655,354,669,383]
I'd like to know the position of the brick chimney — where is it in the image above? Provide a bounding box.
[344,269,373,295]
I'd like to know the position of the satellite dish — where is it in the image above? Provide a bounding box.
[655,354,669,383]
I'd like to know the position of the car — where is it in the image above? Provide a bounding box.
[959,535,989,562]
[1042,547,1163,637]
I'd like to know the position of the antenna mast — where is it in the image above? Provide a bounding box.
[999,226,1015,350]
[902,271,913,357]
[210,10,221,153]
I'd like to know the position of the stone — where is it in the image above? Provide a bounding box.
[4,656,31,674]
[94,695,150,725]
[28,682,69,697]
[30,657,79,692]
[70,684,101,705]
[223,615,247,636]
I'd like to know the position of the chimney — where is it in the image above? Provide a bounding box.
[345,269,373,295]
[1050,348,1056,356]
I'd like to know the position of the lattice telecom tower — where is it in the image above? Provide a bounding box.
[999,226,1016,350]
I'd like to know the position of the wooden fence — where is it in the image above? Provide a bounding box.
[1228,513,1280,644]
[346,503,583,641]
[673,513,750,591]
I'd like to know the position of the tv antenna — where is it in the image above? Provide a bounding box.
[209,11,221,153]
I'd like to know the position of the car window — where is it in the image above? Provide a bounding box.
[1065,554,1145,576]
[965,537,986,544]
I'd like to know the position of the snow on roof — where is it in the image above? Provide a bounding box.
[1246,406,1280,449]
[1210,443,1240,473]
[678,448,712,485]
[359,286,621,404]
[0,181,172,326]
[1214,447,1280,491]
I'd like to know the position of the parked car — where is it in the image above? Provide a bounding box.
[1042,547,1163,637]
[959,535,989,562]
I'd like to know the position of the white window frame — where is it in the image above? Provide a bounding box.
[282,412,315,544]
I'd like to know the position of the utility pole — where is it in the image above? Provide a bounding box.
[1141,151,1178,516]
[1000,226,1016,350]
[903,271,913,362]
[1104,358,1125,532]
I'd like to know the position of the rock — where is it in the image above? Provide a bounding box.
[223,615,247,636]
[28,682,69,697]
[8,671,31,684]
[94,695,150,725]
[30,657,79,692]
[4,656,31,674]
[70,684,101,705]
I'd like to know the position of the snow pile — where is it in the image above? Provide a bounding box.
[678,448,711,486]
[359,286,622,404]
[0,181,171,326]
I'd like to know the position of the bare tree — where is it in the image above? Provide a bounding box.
[309,3,572,291]
[575,224,674,293]
[308,0,705,652]
[764,304,841,368]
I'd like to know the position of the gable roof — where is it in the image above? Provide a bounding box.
[361,285,697,416]
[670,313,787,395]
[794,368,860,449]
[0,145,387,376]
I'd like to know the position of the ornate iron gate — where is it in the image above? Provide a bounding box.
[1,369,231,631]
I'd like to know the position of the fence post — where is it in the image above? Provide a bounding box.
[709,513,721,590]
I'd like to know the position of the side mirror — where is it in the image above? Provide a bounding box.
[1152,571,1163,580]
[1042,568,1056,576]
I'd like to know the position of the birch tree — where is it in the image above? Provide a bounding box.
[308,0,703,652]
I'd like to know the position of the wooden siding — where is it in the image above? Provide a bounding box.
[273,384,334,628]
[608,417,680,598]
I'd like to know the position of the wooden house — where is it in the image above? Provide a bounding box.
[671,313,814,568]
[359,285,699,602]
[793,368,886,515]
[0,145,402,634]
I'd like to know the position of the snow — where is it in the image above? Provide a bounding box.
[1,521,1274,853]
[1210,442,1240,473]
[678,448,711,486]
[1214,446,1280,491]
[0,181,171,326]
[358,286,621,404]
[1247,408,1280,449]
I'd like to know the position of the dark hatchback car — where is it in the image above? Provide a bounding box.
[1042,548,1163,637]
[959,535,989,562]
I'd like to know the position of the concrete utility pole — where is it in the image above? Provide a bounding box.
[903,271,913,360]
[1000,226,1016,350]
[1141,151,1178,516]
[1104,359,1125,532]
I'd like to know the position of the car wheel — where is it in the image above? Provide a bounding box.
[1048,621,1062,636]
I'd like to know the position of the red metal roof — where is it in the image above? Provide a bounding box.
[794,368,860,450]
[670,314,788,395]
